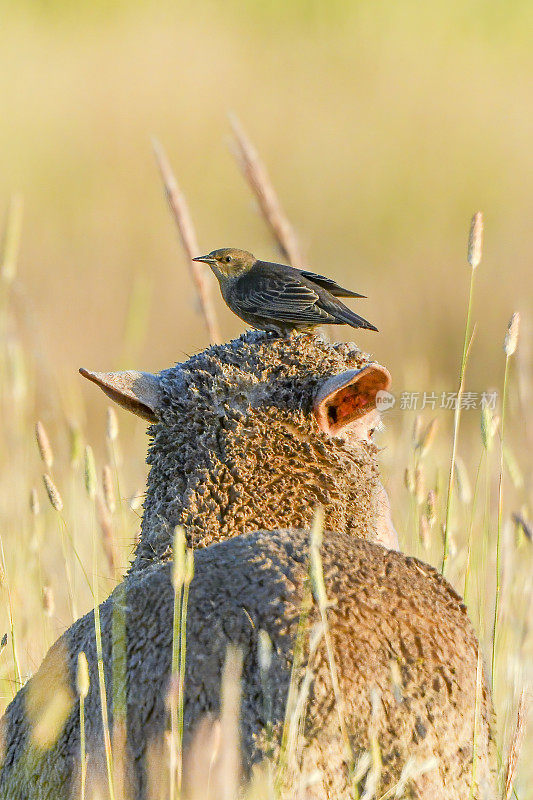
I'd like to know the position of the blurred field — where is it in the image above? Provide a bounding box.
[0,0,532,796]
[1,0,533,384]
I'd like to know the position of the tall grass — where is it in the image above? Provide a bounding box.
[441,212,482,575]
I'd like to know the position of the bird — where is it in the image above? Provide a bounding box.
[192,248,378,337]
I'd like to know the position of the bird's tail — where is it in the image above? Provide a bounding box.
[334,303,378,331]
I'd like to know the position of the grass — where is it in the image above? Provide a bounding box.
[0,127,531,798]
[441,211,482,576]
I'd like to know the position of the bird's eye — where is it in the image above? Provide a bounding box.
[225,256,232,263]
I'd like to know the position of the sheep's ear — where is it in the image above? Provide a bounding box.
[313,364,392,439]
[79,368,161,422]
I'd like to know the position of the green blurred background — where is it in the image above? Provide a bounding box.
[1,0,532,400]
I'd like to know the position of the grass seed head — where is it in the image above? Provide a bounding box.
[185,547,194,585]
[404,467,415,494]
[426,489,437,527]
[417,418,438,457]
[42,585,54,617]
[258,629,272,674]
[467,211,483,269]
[68,422,82,468]
[480,406,496,451]
[29,487,40,515]
[309,507,328,609]
[42,473,63,512]
[412,415,423,447]
[106,406,119,442]
[504,312,520,356]
[83,445,97,500]
[76,651,90,699]
[172,526,187,590]
[35,421,53,469]
[102,465,116,513]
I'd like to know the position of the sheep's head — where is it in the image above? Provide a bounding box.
[81,331,396,570]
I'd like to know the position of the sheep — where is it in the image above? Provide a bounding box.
[80,330,399,573]
[0,529,496,799]
[0,332,497,798]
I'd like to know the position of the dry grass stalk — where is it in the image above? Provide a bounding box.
[42,585,54,617]
[274,576,313,795]
[258,629,273,743]
[492,310,521,689]
[419,514,431,550]
[441,318,477,573]
[92,560,115,800]
[426,489,437,528]
[309,508,356,789]
[152,137,220,345]
[35,420,53,469]
[229,113,303,267]
[412,415,423,447]
[480,406,497,452]
[68,421,82,468]
[29,487,40,515]
[96,495,118,575]
[182,717,222,800]
[103,464,116,513]
[76,652,89,800]
[217,646,243,800]
[0,194,24,284]
[512,511,532,543]
[504,689,530,800]
[454,456,472,504]
[25,639,74,750]
[503,445,524,490]
[404,467,415,495]
[441,214,483,574]
[416,418,438,457]
[129,488,144,511]
[169,527,188,798]
[106,406,119,443]
[84,445,97,501]
[414,466,425,505]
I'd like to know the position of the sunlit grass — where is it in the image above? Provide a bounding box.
[0,19,532,784]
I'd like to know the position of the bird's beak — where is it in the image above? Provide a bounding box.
[192,254,215,265]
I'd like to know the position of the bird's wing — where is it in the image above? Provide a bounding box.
[298,269,366,298]
[233,271,335,324]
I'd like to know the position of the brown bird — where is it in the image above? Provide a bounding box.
[193,248,378,337]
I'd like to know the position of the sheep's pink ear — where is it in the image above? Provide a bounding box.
[79,368,161,422]
[313,364,392,438]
